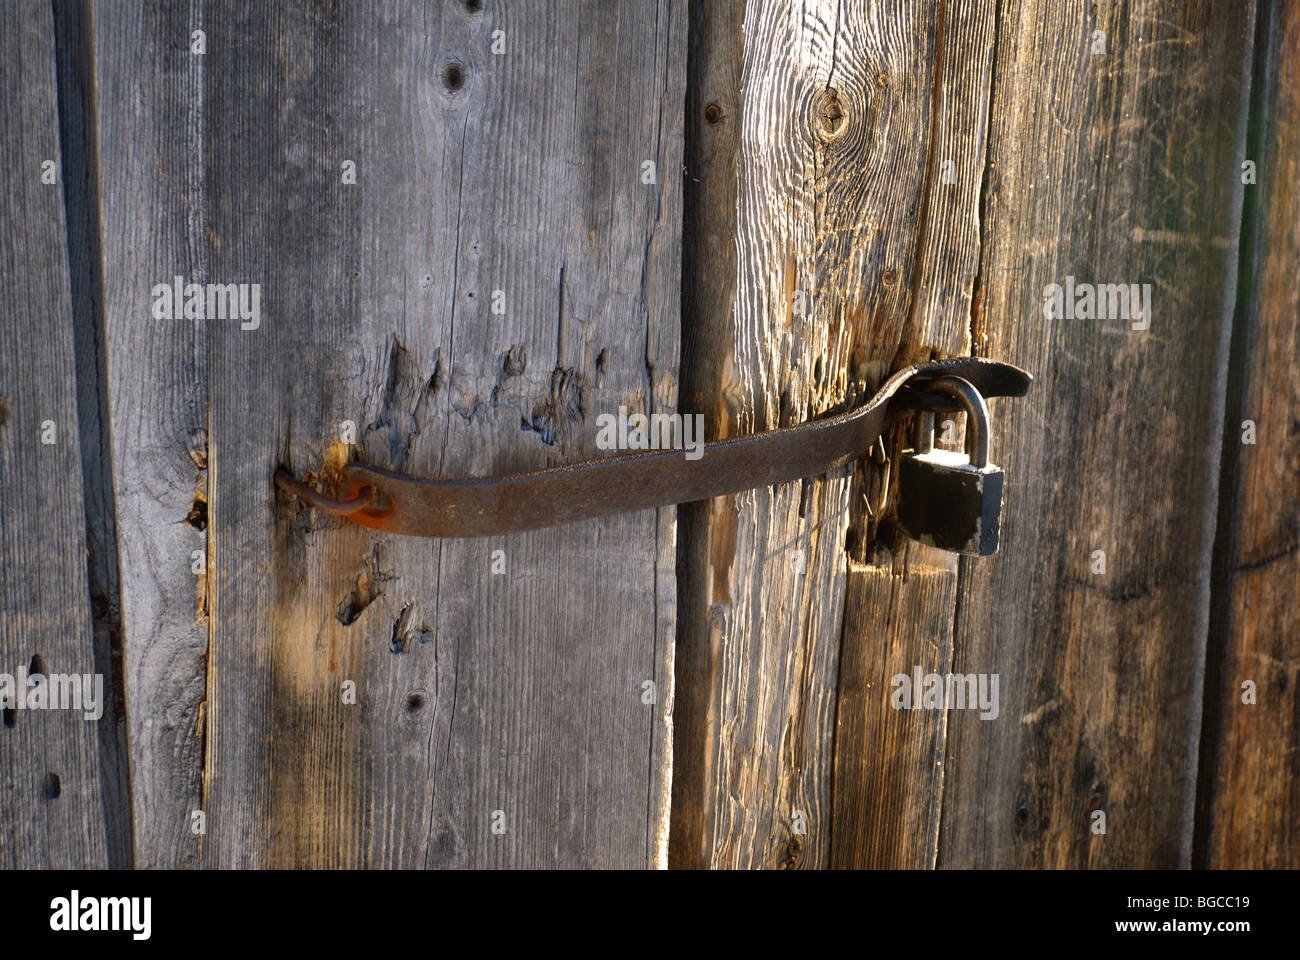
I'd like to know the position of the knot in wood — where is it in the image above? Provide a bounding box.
[815,87,846,139]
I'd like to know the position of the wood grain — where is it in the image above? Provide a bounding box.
[91,0,211,867]
[937,0,1254,868]
[6,0,1291,871]
[0,0,108,869]
[90,0,682,868]
[830,0,999,869]
[52,0,134,870]
[671,0,743,870]
[675,0,946,868]
[1196,0,1300,868]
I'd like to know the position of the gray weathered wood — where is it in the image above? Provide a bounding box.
[0,0,108,869]
[91,0,210,867]
[53,0,134,870]
[1196,0,1300,868]
[12,0,1291,872]
[95,0,682,868]
[937,0,1253,868]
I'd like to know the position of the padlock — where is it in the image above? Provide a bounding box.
[895,376,1004,556]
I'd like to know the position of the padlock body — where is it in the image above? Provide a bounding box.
[896,449,1003,556]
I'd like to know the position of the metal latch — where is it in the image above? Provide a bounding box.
[275,357,1030,551]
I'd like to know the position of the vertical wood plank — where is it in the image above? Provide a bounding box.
[1197,0,1300,868]
[672,0,743,868]
[829,0,999,869]
[92,0,210,867]
[675,0,943,868]
[91,0,683,868]
[938,0,1254,868]
[0,0,108,868]
[52,0,135,870]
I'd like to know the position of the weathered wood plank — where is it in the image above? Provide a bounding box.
[829,0,999,869]
[91,0,210,867]
[937,0,1254,867]
[87,0,685,868]
[53,0,137,871]
[671,0,743,869]
[0,0,108,868]
[1196,0,1300,868]
[675,0,944,869]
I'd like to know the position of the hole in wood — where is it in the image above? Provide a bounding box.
[185,496,207,531]
[441,61,466,92]
[337,572,380,627]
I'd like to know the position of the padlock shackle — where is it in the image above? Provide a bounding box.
[914,410,935,454]
[924,376,990,468]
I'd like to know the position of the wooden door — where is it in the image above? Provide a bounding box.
[1,0,1295,871]
[673,0,1295,870]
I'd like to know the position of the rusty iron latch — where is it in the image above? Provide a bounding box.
[274,357,1030,552]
